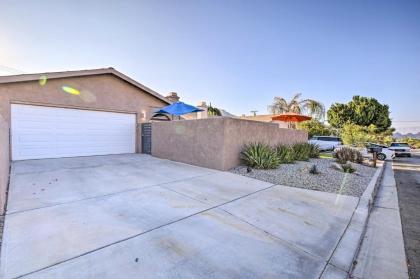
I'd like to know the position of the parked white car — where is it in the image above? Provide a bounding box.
[309,136,342,151]
[388,142,412,157]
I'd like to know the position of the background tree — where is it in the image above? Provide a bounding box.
[268,93,325,120]
[207,103,222,116]
[327,96,392,132]
[340,123,369,146]
[340,123,394,146]
[297,119,333,138]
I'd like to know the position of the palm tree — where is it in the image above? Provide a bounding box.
[268,93,325,120]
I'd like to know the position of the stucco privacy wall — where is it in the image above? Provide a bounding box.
[151,118,226,169]
[0,74,168,214]
[151,118,308,171]
[222,118,308,170]
[0,114,9,214]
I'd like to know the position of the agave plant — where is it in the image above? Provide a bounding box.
[241,143,280,169]
[341,163,356,173]
[275,145,295,163]
[309,164,319,174]
[292,143,312,161]
[308,143,320,158]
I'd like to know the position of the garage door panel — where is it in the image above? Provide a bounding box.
[11,104,136,160]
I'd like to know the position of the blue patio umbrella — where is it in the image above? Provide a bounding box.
[156,101,203,116]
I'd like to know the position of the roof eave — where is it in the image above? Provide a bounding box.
[0,68,171,104]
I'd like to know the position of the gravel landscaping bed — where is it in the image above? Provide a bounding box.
[231,158,377,197]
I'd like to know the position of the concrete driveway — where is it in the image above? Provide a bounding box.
[0,154,358,279]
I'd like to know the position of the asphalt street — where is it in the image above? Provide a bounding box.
[393,153,420,279]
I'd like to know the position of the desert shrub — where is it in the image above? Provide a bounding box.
[292,143,312,161]
[334,147,363,164]
[354,151,364,164]
[341,163,356,173]
[308,143,320,158]
[275,145,295,163]
[241,143,280,169]
[309,164,319,174]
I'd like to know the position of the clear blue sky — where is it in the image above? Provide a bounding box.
[1,0,419,132]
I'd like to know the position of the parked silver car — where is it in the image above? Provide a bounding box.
[389,142,412,157]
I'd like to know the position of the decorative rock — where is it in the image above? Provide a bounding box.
[231,158,376,197]
[331,162,343,171]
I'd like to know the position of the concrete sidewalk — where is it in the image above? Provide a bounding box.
[351,163,409,279]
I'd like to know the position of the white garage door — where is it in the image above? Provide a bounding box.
[11,104,136,160]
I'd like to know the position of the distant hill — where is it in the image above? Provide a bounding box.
[394,132,420,139]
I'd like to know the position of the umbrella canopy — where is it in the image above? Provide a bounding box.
[156,101,204,116]
[271,113,312,122]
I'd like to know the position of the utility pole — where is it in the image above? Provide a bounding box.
[250,110,258,116]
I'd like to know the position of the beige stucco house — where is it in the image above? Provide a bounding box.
[0,68,171,214]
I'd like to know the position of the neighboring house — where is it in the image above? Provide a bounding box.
[0,68,171,214]
[240,114,289,128]
[178,100,235,120]
[157,92,237,120]
[220,109,236,118]
[155,93,208,120]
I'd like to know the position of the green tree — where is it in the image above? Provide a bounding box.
[297,119,331,138]
[341,123,394,146]
[399,138,420,149]
[207,103,222,116]
[340,123,368,146]
[365,125,394,146]
[327,96,392,132]
[268,93,325,120]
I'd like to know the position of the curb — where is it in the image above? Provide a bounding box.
[321,162,385,278]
